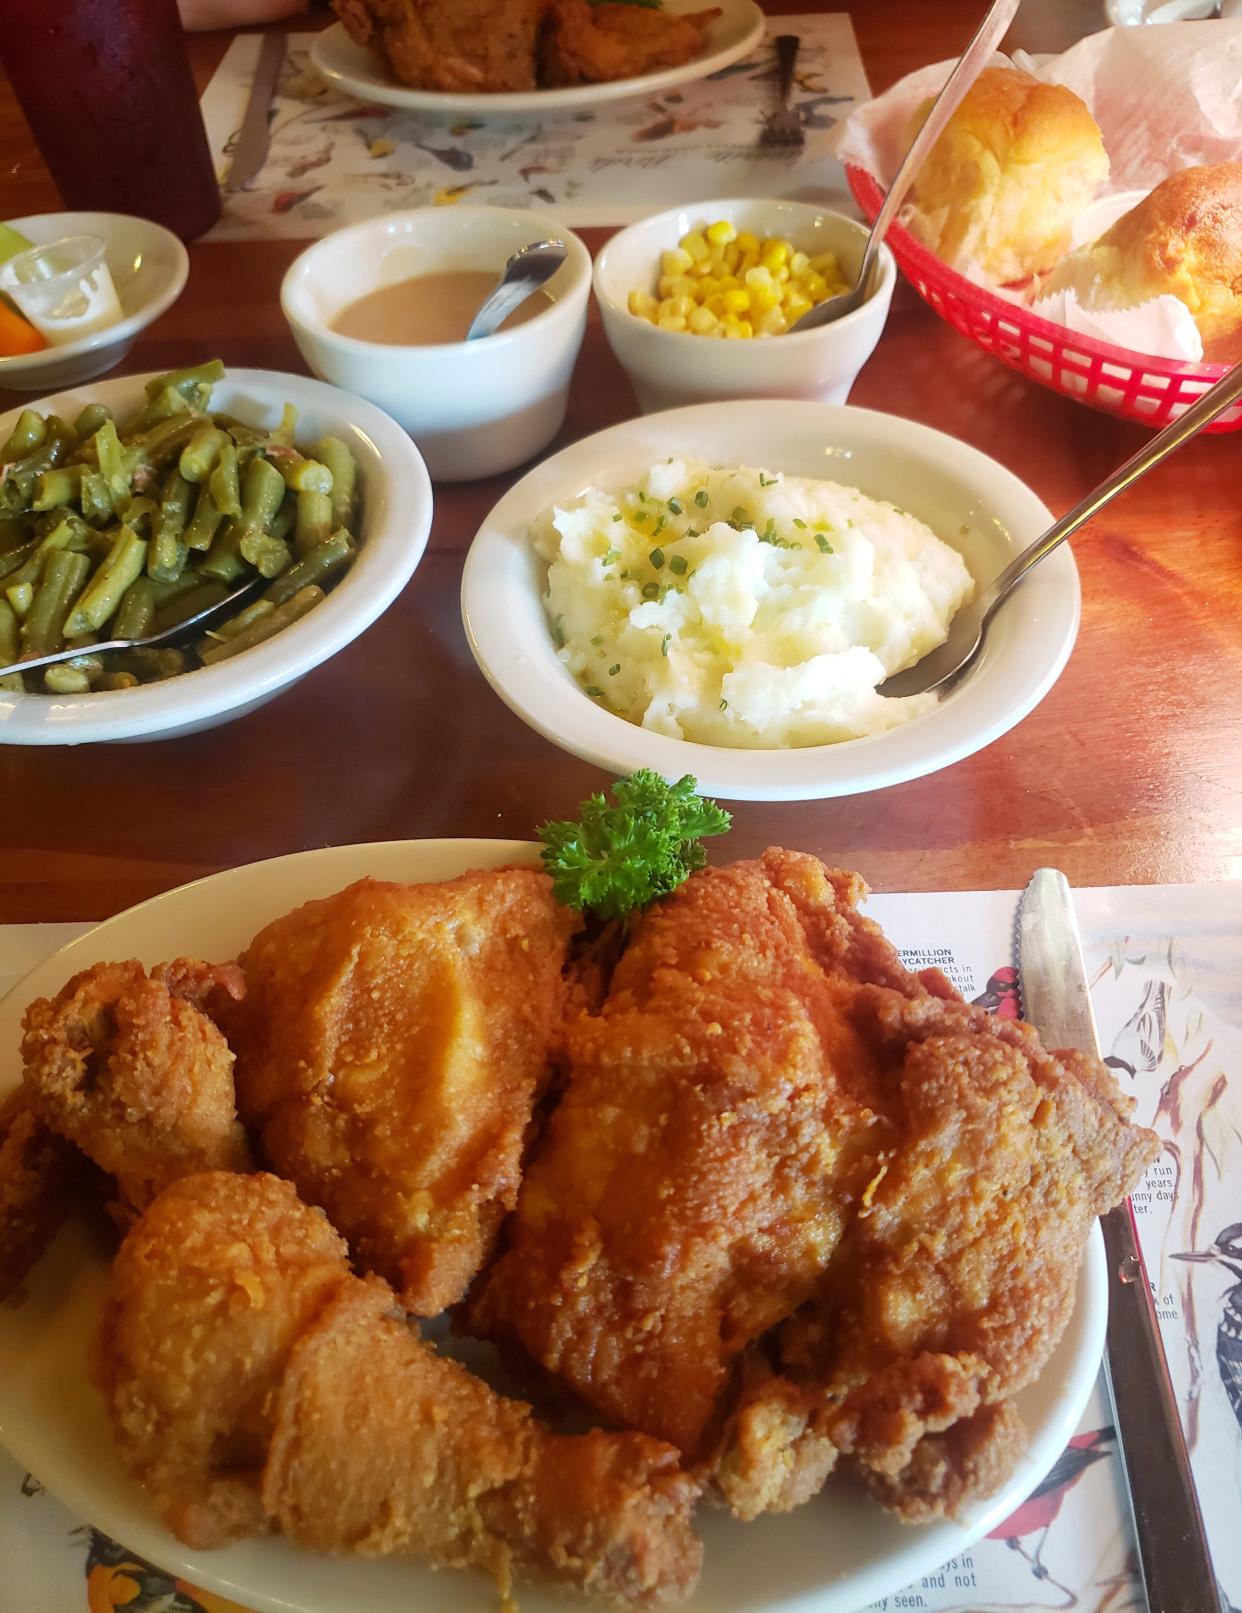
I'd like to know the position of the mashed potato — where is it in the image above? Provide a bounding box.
[531,459,975,749]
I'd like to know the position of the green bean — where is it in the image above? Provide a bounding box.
[73,402,112,444]
[113,576,159,641]
[198,521,246,585]
[62,527,147,638]
[145,359,225,405]
[6,581,32,619]
[3,518,77,592]
[129,385,191,435]
[317,436,357,530]
[263,528,353,606]
[43,665,91,694]
[32,465,86,511]
[268,402,297,448]
[199,585,323,665]
[0,599,18,664]
[123,415,200,483]
[150,579,230,634]
[242,454,286,527]
[80,472,114,525]
[266,444,333,495]
[209,598,275,641]
[95,419,129,500]
[184,486,224,551]
[1,410,46,464]
[294,489,333,555]
[0,518,25,555]
[240,529,290,578]
[101,670,139,691]
[149,470,191,582]
[22,549,91,657]
[208,443,241,518]
[126,646,186,680]
[0,539,38,586]
[151,570,203,609]
[2,418,74,507]
[179,425,229,484]
[270,497,296,544]
[121,496,158,536]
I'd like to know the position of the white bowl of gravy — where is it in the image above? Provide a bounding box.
[281,208,592,481]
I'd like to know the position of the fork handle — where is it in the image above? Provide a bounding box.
[774,33,799,110]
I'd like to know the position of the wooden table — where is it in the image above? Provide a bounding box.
[1,0,1238,924]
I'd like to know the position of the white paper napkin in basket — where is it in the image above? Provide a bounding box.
[831,22,1242,361]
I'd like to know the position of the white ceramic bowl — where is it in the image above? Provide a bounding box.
[0,369,432,746]
[593,200,896,414]
[0,214,188,392]
[462,401,1080,801]
[282,208,592,482]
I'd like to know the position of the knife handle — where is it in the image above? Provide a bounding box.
[1100,1204,1222,1613]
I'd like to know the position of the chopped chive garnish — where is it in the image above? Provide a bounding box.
[633,510,649,522]
[731,506,750,527]
[602,547,620,565]
[590,635,603,646]
[661,634,671,656]
[585,685,604,698]
[759,473,777,487]
[612,512,622,522]
[550,616,564,647]
[667,498,682,515]
[814,533,833,553]
[652,515,666,538]
[719,698,728,710]
[649,547,665,569]
[669,554,687,576]
[608,663,621,676]
[793,517,807,529]
[694,489,709,508]
[641,581,660,601]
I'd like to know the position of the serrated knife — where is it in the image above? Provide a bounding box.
[1018,869,1221,1613]
[224,31,285,193]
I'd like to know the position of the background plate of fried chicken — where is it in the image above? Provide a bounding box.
[0,838,1150,1613]
[313,0,764,117]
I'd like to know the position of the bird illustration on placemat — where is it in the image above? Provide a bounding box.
[973,964,1021,1019]
[74,1526,248,1613]
[1175,1223,1242,1435]
[987,1428,1116,1584]
[1104,976,1168,1078]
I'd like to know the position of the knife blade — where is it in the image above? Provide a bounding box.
[1018,868,1221,1613]
[224,31,286,194]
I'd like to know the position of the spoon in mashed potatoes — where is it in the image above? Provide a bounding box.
[880,360,1242,699]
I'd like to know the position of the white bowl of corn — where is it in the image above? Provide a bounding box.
[593,200,895,414]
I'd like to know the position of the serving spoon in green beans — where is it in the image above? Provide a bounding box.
[0,573,270,685]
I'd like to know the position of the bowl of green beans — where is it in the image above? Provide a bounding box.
[0,362,433,743]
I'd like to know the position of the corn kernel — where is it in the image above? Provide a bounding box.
[735,231,759,255]
[628,290,658,319]
[680,229,710,263]
[688,305,718,333]
[661,247,692,277]
[802,270,829,301]
[754,307,788,336]
[723,243,740,271]
[721,288,750,315]
[658,313,688,332]
[783,291,812,323]
[668,295,695,319]
[809,251,840,276]
[657,274,676,298]
[738,250,760,277]
[749,282,779,313]
[760,239,790,271]
[705,219,736,246]
[722,322,746,339]
[790,251,810,275]
[774,265,790,284]
[744,265,772,288]
[706,293,727,317]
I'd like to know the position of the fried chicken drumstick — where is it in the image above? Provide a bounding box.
[97,1172,702,1605]
[20,959,253,1215]
[231,872,573,1314]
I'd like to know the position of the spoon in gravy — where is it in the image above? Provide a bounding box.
[466,239,567,342]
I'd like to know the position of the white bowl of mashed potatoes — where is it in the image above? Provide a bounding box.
[461,401,1079,801]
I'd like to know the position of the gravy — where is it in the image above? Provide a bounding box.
[332,270,552,345]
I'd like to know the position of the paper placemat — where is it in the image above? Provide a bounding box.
[199,15,869,239]
[4,881,1241,1610]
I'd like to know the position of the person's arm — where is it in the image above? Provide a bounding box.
[177,0,307,30]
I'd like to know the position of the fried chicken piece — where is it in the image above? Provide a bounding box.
[98,1172,702,1604]
[266,1278,701,1605]
[466,852,915,1464]
[716,995,1159,1522]
[0,1088,89,1301]
[332,0,545,93]
[232,872,573,1315]
[540,0,721,87]
[95,1170,350,1549]
[21,960,253,1214]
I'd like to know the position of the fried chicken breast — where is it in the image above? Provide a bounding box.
[333,0,545,92]
[541,0,721,87]
[231,872,574,1315]
[20,959,253,1214]
[97,1172,702,1604]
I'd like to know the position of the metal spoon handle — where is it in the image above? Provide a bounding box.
[856,0,1021,299]
[982,362,1242,619]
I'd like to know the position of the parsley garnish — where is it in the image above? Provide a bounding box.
[538,771,732,922]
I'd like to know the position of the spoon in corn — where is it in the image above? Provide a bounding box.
[790,0,1021,332]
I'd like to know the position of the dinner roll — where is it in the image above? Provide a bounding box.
[1043,163,1242,363]
[905,67,1109,286]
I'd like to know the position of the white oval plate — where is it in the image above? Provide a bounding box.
[461,402,1080,801]
[0,840,1105,1613]
[309,0,765,118]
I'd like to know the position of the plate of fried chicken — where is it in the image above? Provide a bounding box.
[314,0,764,116]
[0,814,1156,1612]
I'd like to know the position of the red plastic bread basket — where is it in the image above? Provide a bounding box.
[846,165,1239,434]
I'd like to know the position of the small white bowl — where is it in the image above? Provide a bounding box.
[593,199,896,414]
[0,214,188,392]
[0,369,432,746]
[462,400,1080,801]
[282,208,592,482]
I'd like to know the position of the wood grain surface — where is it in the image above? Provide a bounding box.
[1,0,1239,921]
